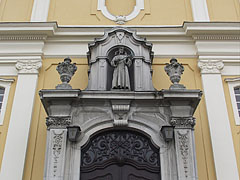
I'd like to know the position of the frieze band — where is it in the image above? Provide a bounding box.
[46,116,71,129]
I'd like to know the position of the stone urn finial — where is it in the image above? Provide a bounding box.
[56,57,77,89]
[164,58,185,89]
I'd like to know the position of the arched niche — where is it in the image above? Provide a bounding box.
[86,27,155,91]
[106,45,135,90]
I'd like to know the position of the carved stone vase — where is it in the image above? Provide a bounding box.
[56,57,77,89]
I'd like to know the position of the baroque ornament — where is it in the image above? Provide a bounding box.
[46,116,71,129]
[56,57,77,89]
[16,60,42,74]
[52,130,64,177]
[177,131,190,178]
[170,117,196,128]
[81,130,160,171]
[198,60,224,74]
[164,58,185,89]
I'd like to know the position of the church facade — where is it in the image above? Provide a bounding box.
[0,0,239,180]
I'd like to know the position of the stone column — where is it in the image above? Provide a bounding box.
[198,60,239,180]
[0,59,42,180]
[171,117,197,180]
[44,116,71,180]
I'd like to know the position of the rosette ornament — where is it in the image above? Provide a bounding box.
[164,58,185,89]
[56,57,77,89]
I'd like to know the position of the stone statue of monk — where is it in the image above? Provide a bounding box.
[111,47,132,90]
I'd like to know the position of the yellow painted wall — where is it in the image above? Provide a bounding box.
[48,0,193,25]
[207,0,240,21]
[222,76,240,173]
[23,58,216,180]
[0,0,34,21]
[0,77,17,170]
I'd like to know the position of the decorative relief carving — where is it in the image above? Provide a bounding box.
[170,117,196,128]
[16,60,42,74]
[81,130,160,169]
[111,103,130,126]
[177,131,190,178]
[52,130,65,177]
[46,116,71,129]
[97,0,144,24]
[198,60,224,74]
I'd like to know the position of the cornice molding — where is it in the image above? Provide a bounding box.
[16,59,42,74]
[193,35,240,40]
[198,60,224,74]
[0,35,47,41]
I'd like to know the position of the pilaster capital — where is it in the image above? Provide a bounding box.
[198,60,224,74]
[170,116,196,128]
[46,116,71,129]
[16,59,42,74]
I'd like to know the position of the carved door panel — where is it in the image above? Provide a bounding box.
[81,130,161,180]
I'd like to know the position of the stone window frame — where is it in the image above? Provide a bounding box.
[225,77,240,125]
[0,78,14,125]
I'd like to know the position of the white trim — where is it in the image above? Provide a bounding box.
[0,78,14,125]
[190,0,210,21]
[0,59,42,180]
[225,77,240,125]
[97,0,144,24]
[31,0,51,22]
[198,61,239,180]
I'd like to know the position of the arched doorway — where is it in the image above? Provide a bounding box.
[81,130,161,180]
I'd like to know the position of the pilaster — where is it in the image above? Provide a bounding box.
[0,59,42,180]
[170,117,197,180]
[198,60,239,180]
[31,0,51,22]
[44,116,71,180]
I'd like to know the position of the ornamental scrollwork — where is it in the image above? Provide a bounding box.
[52,130,64,177]
[46,116,71,129]
[177,131,189,178]
[198,60,224,74]
[81,130,160,170]
[170,117,196,128]
[16,60,42,74]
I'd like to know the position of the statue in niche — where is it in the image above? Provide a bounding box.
[111,47,132,90]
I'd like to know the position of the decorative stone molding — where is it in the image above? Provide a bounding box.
[198,60,224,74]
[0,35,47,41]
[45,129,67,180]
[111,102,130,126]
[97,0,144,24]
[46,116,71,129]
[193,35,240,40]
[170,117,196,128]
[175,130,191,179]
[15,60,42,74]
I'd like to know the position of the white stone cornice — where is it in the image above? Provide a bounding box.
[16,60,42,74]
[193,35,240,40]
[198,60,224,74]
[0,35,47,41]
